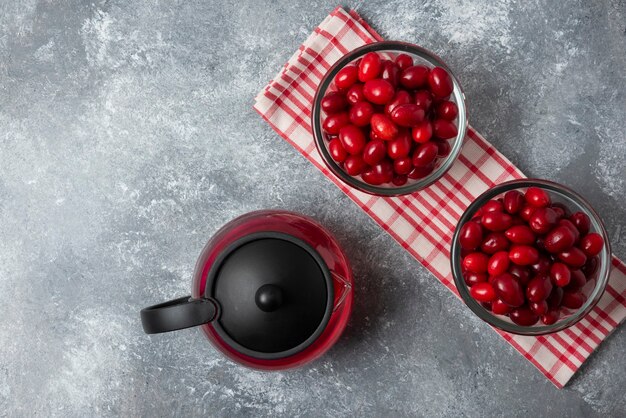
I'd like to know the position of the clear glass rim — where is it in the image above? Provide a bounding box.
[450,178,612,335]
[311,41,468,197]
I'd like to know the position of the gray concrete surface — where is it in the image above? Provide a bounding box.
[1,0,625,416]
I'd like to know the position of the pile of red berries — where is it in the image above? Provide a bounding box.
[320,51,459,186]
[459,187,605,326]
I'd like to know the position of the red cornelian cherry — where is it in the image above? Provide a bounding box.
[412,141,438,167]
[530,300,549,316]
[558,219,580,242]
[411,121,433,143]
[435,101,458,120]
[582,256,599,279]
[482,200,504,213]
[524,187,551,207]
[464,272,487,286]
[321,92,348,114]
[346,83,365,105]
[552,202,570,216]
[335,65,359,90]
[579,233,604,257]
[391,174,407,186]
[526,275,553,302]
[510,307,539,326]
[435,140,451,158]
[557,247,587,268]
[413,90,433,110]
[549,262,571,287]
[373,159,394,183]
[362,140,387,166]
[541,309,560,325]
[387,134,413,159]
[529,207,559,234]
[385,90,412,116]
[395,53,413,70]
[391,104,425,127]
[530,255,551,275]
[408,164,435,179]
[509,245,539,266]
[361,169,380,185]
[463,252,490,274]
[348,101,375,126]
[380,61,400,87]
[339,125,366,155]
[504,225,536,245]
[399,65,429,89]
[428,67,453,98]
[569,212,591,235]
[363,79,395,105]
[358,52,382,82]
[480,232,510,254]
[544,225,577,253]
[362,159,393,185]
[459,221,484,250]
[562,291,586,309]
[492,273,525,307]
[565,269,586,291]
[432,119,458,139]
[393,157,413,175]
[491,299,511,315]
[370,113,399,140]
[322,112,350,135]
[551,206,565,220]
[503,190,525,214]
[488,251,510,276]
[519,204,536,222]
[470,282,497,303]
[481,211,513,232]
[508,264,531,285]
[328,138,348,163]
[343,155,366,176]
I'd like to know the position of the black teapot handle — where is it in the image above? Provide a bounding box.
[140,296,218,334]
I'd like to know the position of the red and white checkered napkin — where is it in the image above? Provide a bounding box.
[253,6,626,388]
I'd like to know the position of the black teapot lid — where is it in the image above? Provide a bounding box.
[206,232,333,359]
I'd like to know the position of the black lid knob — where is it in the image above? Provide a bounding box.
[206,232,333,359]
[255,284,284,312]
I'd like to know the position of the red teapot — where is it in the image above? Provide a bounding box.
[141,210,353,370]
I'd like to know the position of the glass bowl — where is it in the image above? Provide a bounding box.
[450,179,611,335]
[311,41,468,196]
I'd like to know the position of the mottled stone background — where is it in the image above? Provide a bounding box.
[1,0,625,416]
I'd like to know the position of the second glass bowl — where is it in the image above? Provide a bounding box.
[311,41,468,196]
[450,179,611,335]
